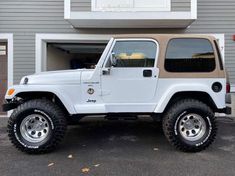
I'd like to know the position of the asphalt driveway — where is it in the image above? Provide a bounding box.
[0,116,235,176]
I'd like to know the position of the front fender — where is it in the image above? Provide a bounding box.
[5,85,79,114]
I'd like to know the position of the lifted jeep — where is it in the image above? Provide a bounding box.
[2,34,231,154]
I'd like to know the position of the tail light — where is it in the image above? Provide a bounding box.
[226,83,230,93]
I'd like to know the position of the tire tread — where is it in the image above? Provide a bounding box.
[162,99,217,152]
[7,99,67,154]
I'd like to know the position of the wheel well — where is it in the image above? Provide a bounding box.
[165,91,217,112]
[15,92,69,115]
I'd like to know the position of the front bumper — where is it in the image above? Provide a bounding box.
[2,100,19,112]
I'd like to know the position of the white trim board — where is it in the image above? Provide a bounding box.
[191,0,197,19]
[64,0,71,19]
[231,85,235,93]
[35,34,111,72]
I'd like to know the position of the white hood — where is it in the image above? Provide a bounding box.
[20,69,94,85]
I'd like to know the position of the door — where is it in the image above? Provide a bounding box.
[101,39,159,112]
[0,42,7,115]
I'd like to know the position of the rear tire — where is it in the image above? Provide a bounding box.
[8,99,67,154]
[162,99,217,152]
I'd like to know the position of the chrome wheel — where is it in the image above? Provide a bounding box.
[20,114,50,143]
[178,113,206,142]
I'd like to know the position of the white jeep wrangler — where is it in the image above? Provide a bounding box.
[3,34,231,154]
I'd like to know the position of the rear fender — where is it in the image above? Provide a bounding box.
[154,80,226,113]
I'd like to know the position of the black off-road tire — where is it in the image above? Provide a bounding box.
[162,99,217,152]
[7,99,67,154]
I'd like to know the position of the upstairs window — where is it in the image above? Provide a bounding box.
[92,0,171,12]
[165,38,216,72]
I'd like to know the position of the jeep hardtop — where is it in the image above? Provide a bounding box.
[2,34,231,154]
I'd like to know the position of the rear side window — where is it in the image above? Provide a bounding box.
[165,38,216,72]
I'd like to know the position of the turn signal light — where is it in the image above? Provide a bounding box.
[7,89,15,96]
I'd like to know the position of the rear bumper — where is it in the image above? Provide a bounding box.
[220,93,232,115]
[218,106,232,115]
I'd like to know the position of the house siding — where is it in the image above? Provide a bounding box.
[171,0,191,11]
[0,0,235,85]
[71,0,91,12]
[0,0,77,83]
[186,0,235,85]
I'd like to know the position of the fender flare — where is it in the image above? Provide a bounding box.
[5,85,77,114]
[154,83,225,113]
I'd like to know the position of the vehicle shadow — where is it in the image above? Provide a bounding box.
[57,116,235,154]
[58,117,169,152]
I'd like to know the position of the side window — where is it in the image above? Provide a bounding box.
[165,38,216,72]
[106,41,157,67]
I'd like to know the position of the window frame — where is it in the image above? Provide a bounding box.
[103,38,159,68]
[164,38,217,73]
[214,40,224,70]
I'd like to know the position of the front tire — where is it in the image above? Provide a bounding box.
[8,99,67,154]
[162,99,217,152]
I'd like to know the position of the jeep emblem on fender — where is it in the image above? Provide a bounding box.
[87,88,95,95]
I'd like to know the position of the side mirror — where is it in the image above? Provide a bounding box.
[110,52,117,66]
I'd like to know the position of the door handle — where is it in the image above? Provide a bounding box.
[143,70,152,77]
